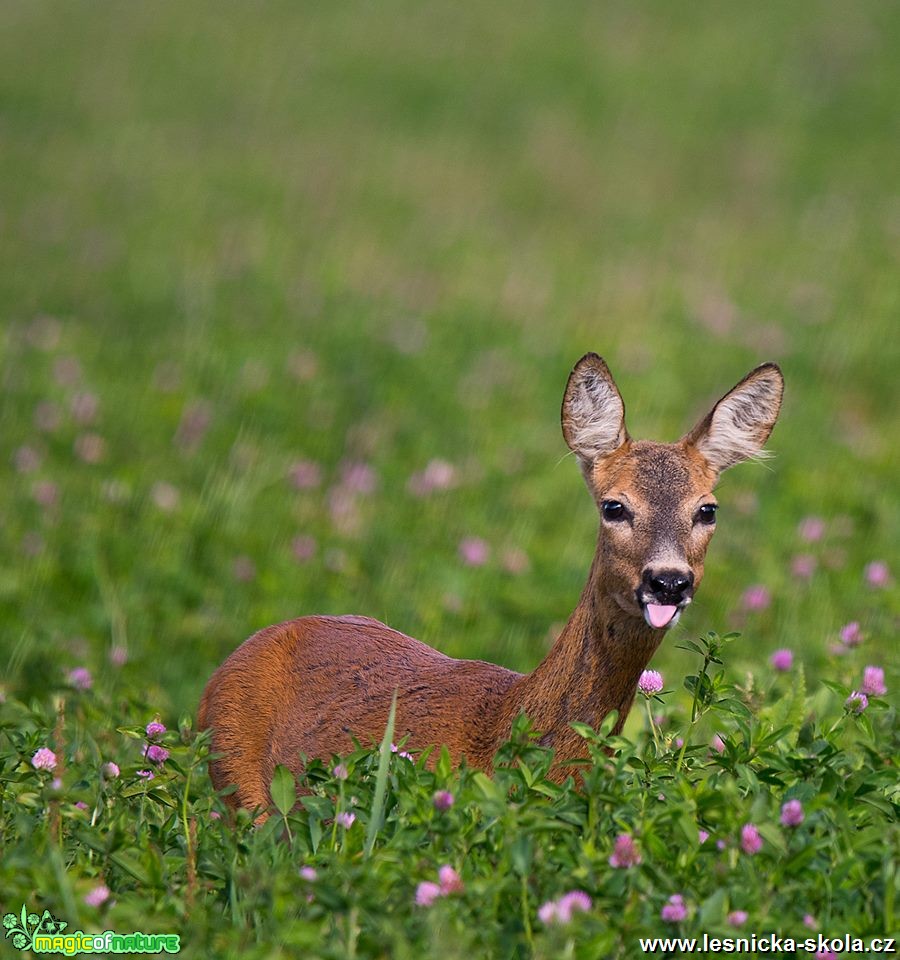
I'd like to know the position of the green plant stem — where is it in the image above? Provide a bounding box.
[331,782,344,852]
[181,759,194,863]
[346,906,359,959]
[644,697,662,754]
[676,646,718,771]
[520,873,533,948]
[281,812,293,845]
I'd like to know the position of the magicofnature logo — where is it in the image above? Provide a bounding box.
[3,905,180,955]
[4,907,67,950]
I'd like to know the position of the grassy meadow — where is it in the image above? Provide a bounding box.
[0,1,897,956]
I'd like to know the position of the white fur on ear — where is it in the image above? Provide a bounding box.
[562,354,628,467]
[685,363,784,473]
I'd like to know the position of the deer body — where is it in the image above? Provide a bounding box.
[200,356,783,812]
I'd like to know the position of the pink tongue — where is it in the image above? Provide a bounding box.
[647,604,677,628]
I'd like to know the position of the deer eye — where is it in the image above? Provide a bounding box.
[601,500,626,522]
[696,503,718,525]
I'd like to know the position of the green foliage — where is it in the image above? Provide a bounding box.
[0,637,897,957]
[270,764,297,838]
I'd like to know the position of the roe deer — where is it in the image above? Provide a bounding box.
[199,354,783,811]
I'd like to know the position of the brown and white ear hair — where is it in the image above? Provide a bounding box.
[561,353,630,475]
[683,362,784,473]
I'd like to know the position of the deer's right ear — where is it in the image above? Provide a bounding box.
[562,354,629,470]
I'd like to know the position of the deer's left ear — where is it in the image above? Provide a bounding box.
[683,363,784,473]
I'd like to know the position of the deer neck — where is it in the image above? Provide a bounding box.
[497,546,663,752]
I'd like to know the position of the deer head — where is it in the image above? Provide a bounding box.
[562,354,784,631]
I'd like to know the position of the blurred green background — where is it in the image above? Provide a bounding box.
[0,0,896,719]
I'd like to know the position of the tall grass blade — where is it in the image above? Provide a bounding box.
[364,690,397,858]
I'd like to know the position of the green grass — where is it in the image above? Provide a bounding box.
[0,1,897,956]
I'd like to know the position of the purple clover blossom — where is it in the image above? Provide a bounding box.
[608,834,642,868]
[780,799,805,827]
[74,432,106,464]
[861,666,887,697]
[839,621,862,647]
[537,900,559,925]
[291,535,317,563]
[336,811,356,829]
[791,554,816,579]
[407,459,457,497]
[438,865,464,894]
[35,401,62,432]
[232,556,256,583]
[414,865,465,907]
[83,885,111,907]
[433,790,454,812]
[102,762,120,779]
[711,734,726,754]
[137,770,155,780]
[770,648,793,671]
[415,881,442,907]
[151,482,180,512]
[175,400,212,451]
[459,537,489,567]
[33,481,58,508]
[109,646,128,667]
[287,349,318,383]
[797,516,826,542]
[300,866,317,882]
[727,911,748,927]
[865,561,890,588]
[698,830,709,844]
[637,670,664,697]
[144,744,169,765]
[145,721,166,739]
[332,764,349,781]
[740,824,763,855]
[13,445,41,473]
[288,459,322,490]
[71,391,99,425]
[68,667,93,690]
[556,891,591,922]
[538,891,591,924]
[845,690,868,714]
[54,355,82,387]
[741,584,771,611]
[31,748,58,771]
[661,894,688,923]
[339,461,377,494]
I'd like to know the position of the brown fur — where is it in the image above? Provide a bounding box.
[199,355,783,812]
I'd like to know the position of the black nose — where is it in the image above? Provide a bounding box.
[643,568,694,603]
